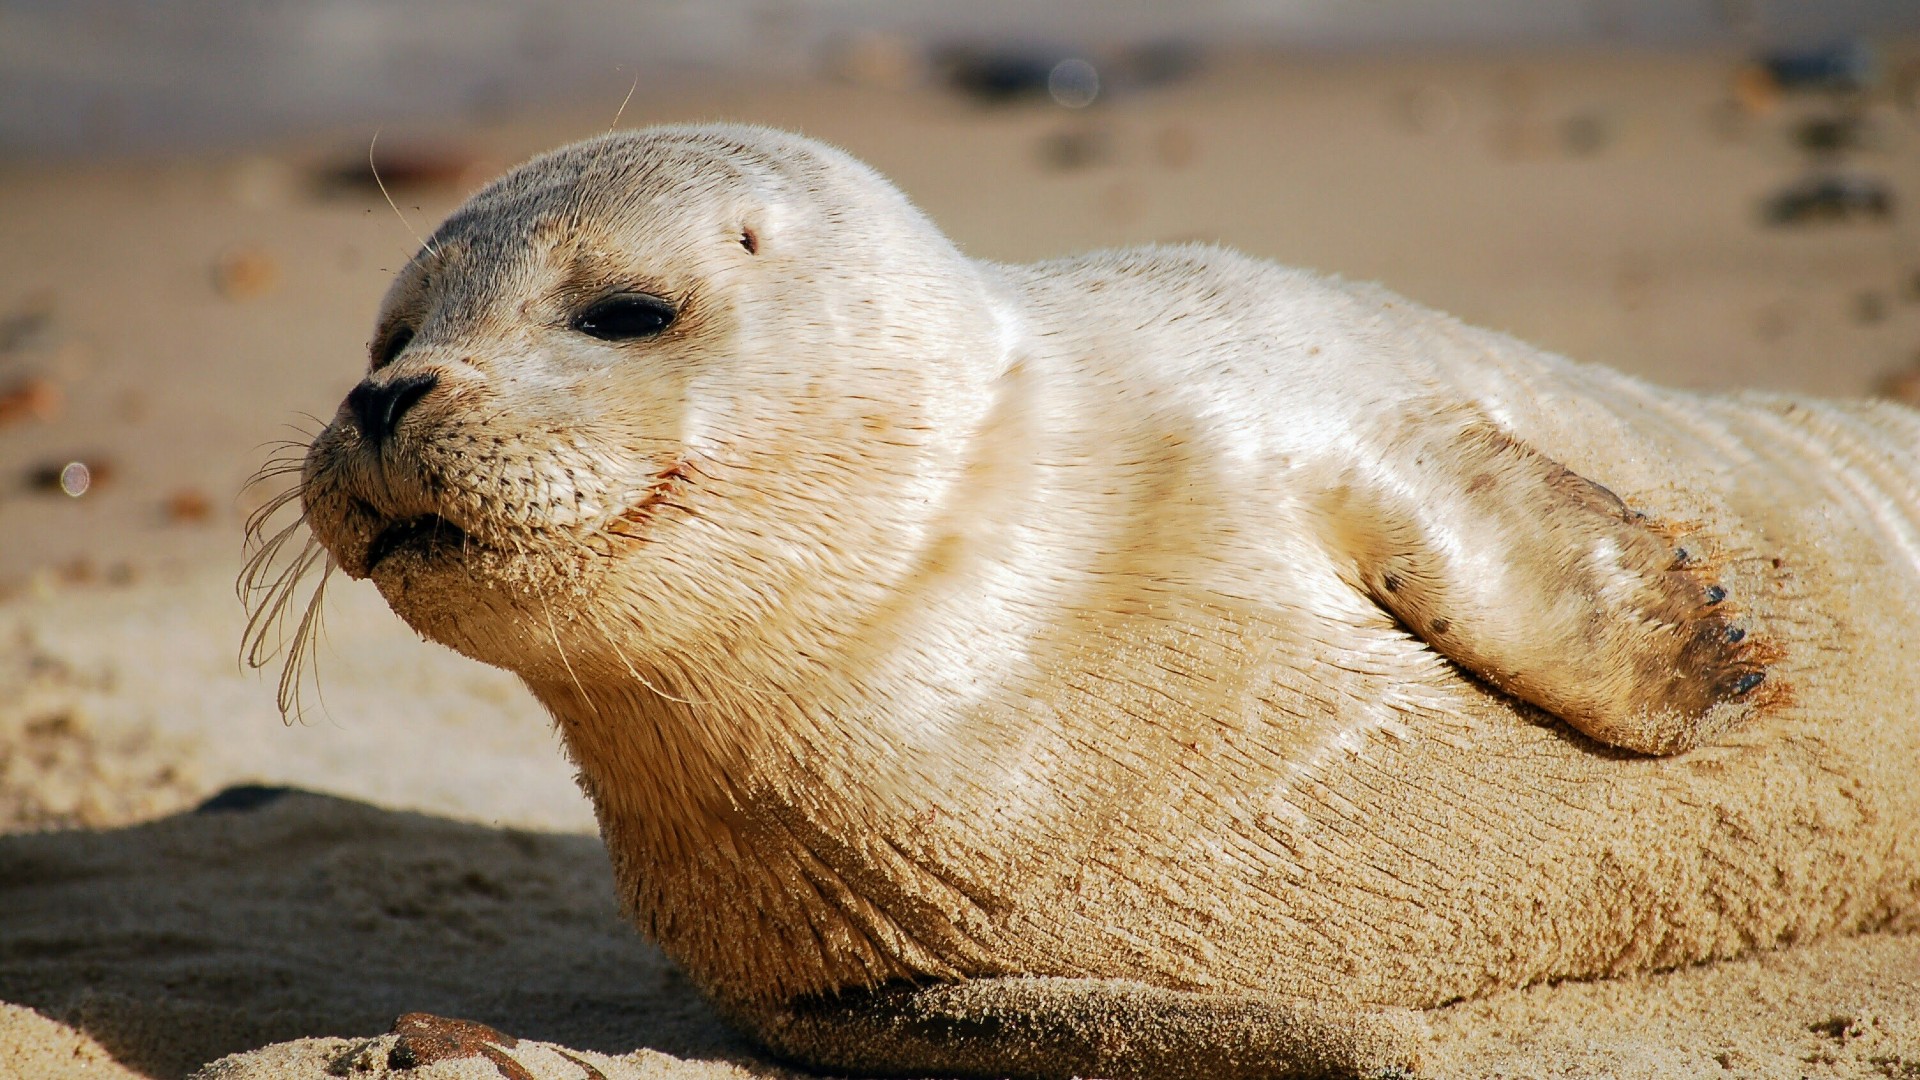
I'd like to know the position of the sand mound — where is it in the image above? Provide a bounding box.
[0,788,1912,1079]
[0,790,756,1079]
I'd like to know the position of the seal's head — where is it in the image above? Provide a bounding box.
[287,126,1010,682]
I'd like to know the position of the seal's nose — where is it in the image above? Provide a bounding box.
[346,372,439,445]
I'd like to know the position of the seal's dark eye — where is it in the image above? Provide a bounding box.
[372,326,414,370]
[573,293,676,342]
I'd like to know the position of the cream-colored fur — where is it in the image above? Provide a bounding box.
[266,125,1920,1079]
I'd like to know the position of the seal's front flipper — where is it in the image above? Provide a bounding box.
[1314,410,1777,755]
[747,976,1426,1080]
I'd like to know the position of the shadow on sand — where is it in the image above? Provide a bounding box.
[0,787,750,1078]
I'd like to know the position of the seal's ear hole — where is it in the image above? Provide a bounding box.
[371,326,415,370]
[739,224,760,256]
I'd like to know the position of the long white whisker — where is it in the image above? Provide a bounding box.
[536,565,600,719]
[609,75,638,134]
[370,128,438,260]
[582,604,716,707]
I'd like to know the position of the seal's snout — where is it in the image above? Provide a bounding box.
[346,371,439,446]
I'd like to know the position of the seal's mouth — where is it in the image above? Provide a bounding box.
[366,514,468,572]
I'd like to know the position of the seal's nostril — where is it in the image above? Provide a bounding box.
[347,372,440,445]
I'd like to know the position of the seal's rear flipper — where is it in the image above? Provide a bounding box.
[747,976,1426,1080]
[1313,409,1779,755]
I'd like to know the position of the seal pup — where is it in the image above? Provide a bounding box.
[256,124,1920,1078]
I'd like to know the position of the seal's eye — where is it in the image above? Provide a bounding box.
[372,326,414,370]
[573,293,677,342]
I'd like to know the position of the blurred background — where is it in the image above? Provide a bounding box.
[1,1,1918,833]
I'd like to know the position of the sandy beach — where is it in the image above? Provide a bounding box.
[2,39,1918,1079]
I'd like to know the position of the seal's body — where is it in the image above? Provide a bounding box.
[281,126,1920,1078]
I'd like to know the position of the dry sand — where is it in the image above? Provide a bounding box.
[2,44,1917,1079]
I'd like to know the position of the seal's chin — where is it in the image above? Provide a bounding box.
[365,514,468,573]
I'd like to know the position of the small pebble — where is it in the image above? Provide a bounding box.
[1039,125,1112,171]
[1731,66,1782,117]
[28,457,112,496]
[212,248,281,300]
[1154,123,1197,168]
[1560,111,1614,156]
[0,376,61,426]
[1876,357,1920,407]
[164,487,214,524]
[0,301,56,355]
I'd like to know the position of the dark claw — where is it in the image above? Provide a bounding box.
[1672,546,1691,567]
[1734,671,1765,695]
[1705,585,1727,605]
[1725,626,1746,643]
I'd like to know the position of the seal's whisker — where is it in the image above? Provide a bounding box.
[686,648,796,703]
[576,74,642,189]
[241,530,323,667]
[585,595,797,709]
[523,543,602,720]
[238,511,308,604]
[275,557,335,724]
[246,453,307,475]
[245,479,304,519]
[250,437,314,459]
[607,76,638,135]
[242,443,310,476]
[369,128,439,261]
[240,467,308,510]
[241,533,306,609]
[236,436,337,723]
[583,607,717,707]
